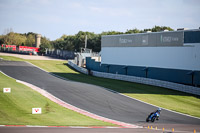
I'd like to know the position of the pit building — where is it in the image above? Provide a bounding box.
[86,29,200,86]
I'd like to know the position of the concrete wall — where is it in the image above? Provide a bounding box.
[101,43,200,71]
[68,60,88,74]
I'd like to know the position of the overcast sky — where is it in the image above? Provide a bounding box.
[0,0,200,40]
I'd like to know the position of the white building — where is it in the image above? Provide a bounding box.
[101,30,200,71]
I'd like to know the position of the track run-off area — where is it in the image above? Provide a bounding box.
[0,57,200,133]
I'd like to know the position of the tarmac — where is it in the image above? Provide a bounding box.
[0,59,200,133]
[0,127,165,133]
[0,52,66,60]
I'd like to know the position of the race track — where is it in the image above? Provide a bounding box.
[0,60,200,128]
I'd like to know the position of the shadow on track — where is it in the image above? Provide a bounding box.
[51,63,199,98]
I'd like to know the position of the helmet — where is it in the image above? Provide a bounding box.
[158,108,161,111]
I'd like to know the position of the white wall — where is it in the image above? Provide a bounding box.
[101,43,200,71]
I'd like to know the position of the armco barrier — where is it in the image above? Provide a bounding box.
[68,60,88,74]
[68,60,200,96]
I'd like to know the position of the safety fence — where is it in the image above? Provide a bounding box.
[46,49,75,59]
[68,60,200,96]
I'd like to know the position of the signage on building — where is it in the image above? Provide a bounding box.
[101,31,184,47]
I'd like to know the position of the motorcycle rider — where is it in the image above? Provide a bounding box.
[150,108,161,120]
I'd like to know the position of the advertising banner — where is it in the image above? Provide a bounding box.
[101,31,184,47]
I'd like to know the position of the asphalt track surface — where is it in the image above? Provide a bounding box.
[0,127,162,133]
[0,60,200,132]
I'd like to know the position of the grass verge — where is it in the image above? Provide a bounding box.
[0,72,115,126]
[1,55,200,118]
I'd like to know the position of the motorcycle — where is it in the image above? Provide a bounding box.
[146,112,160,122]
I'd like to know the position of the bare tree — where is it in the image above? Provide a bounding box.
[3,28,13,35]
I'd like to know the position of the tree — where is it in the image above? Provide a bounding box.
[25,34,35,46]
[1,32,26,46]
[0,35,3,44]
[13,33,26,46]
[3,28,13,35]
[87,34,101,52]
[41,36,51,48]
[39,44,46,55]
[39,36,51,54]
[0,25,174,53]
[74,31,88,52]
[2,32,15,45]
[63,36,75,51]
[101,31,123,35]
[125,28,141,34]
[144,26,174,32]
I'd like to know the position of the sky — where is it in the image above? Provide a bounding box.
[0,0,200,40]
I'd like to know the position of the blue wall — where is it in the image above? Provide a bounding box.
[194,71,200,85]
[86,57,200,86]
[127,66,146,78]
[184,30,200,43]
[108,65,126,74]
[147,67,192,85]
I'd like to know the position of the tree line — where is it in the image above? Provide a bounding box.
[0,26,173,52]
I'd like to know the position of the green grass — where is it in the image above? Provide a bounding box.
[28,59,200,118]
[0,55,25,61]
[0,72,115,126]
[1,55,200,118]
